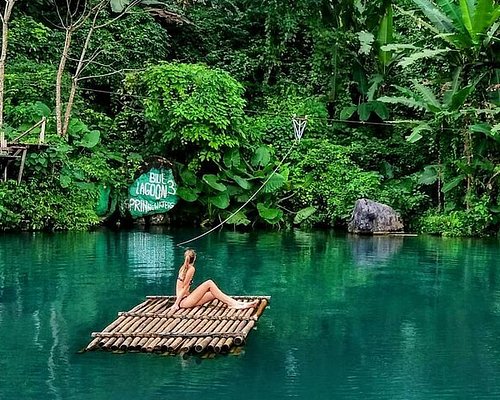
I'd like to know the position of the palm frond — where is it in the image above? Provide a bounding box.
[459,0,475,41]
[412,80,442,111]
[398,48,451,68]
[378,96,427,111]
[436,0,466,30]
[407,122,433,143]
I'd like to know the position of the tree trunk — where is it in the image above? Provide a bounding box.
[56,29,72,137]
[0,0,16,147]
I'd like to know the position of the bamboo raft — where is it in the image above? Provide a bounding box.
[85,295,270,355]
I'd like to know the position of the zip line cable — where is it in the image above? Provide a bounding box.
[176,116,307,248]
[75,85,495,132]
[12,82,494,132]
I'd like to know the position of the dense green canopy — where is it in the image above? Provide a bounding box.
[0,0,498,236]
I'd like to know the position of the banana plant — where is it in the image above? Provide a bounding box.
[409,0,500,50]
[342,2,394,122]
[378,69,481,142]
[378,70,494,209]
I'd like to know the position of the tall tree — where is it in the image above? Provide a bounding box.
[0,0,17,147]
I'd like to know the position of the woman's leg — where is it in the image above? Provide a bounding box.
[180,280,257,309]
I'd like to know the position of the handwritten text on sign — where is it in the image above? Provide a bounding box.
[128,168,178,218]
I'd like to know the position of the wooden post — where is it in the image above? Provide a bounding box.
[17,147,27,184]
[39,117,46,145]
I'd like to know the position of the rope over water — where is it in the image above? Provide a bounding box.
[176,116,307,247]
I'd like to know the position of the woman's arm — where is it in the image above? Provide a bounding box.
[172,267,195,310]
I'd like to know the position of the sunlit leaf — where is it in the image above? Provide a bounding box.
[262,173,285,193]
[202,174,226,191]
[442,175,465,193]
[293,206,316,225]
[177,187,198,202]
[209,191,230,209]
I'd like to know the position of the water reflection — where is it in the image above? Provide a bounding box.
[127,231,175,282]
[1,231,500,399]
[348,235,404,268]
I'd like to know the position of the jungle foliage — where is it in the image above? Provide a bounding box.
[0,0,498,236]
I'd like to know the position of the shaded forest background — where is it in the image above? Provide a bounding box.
[0,0,498,236]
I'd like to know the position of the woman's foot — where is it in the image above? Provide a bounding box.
[230,299,259,309]
[170,304,180,312]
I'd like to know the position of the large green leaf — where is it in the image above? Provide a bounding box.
[437,0,467,29]
[176,187,198,202]
[232,174,251,190]
[251,146,271,167]
[340,106,357,120]
[413,0,456,33]
[223,148,240,168]
[449,85,475,110]
[358,31,375,55]
[78,130,100,148]
[377,4,394,66]
[418,165,439,185]
[470,123,492,135]
[398,48,451,68]
[209,191,230,209]
[262,173,285,193]
[110,0,130,12]
[412,81,441,111]
[372,101,389,120]
[413,0,455,33]
[367,74,384,102]
[294,206,317,225]
[378,96,426,111]
[442,175,465,193]
[407,123,432,143]
[257,203,283,223]
[459,0,475,40]
[202,174,226,191]
[180,169,197,186]
[227,210,250,226]
[358,102,372,121]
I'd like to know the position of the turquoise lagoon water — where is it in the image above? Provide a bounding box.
[1,229,500,399]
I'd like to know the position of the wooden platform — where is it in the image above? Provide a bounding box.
[85,295,270,355]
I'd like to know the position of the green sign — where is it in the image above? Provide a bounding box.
[128,168,179,218]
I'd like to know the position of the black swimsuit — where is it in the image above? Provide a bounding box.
[177,277,193,285]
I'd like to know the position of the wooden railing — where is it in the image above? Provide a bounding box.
[0,117,47,183]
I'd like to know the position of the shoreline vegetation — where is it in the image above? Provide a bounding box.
[0,0,498,237]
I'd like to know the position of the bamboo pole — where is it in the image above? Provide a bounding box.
[111,337,125,350]
[205,319,233,352]
[165,318,196,352]
[150,298,171,314]
[119,317,149,350]
[138,318,170,351]
[129,316,157,350]
[193,320,221,353]
[221,337,234,353]
[253,299,268,319]
[169,320,209,352]
[214,320,240,353]
[234,320,255,345]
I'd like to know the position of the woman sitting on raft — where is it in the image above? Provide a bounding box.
[171,249,258,312]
